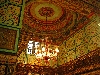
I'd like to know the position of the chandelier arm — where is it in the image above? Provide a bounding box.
[46,12,48,27]
[33,12,59,61]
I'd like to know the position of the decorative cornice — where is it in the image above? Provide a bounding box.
[0,54,17,64]
[16,47,100,74]
[57,47,100,74]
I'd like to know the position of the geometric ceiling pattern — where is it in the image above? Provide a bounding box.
[21,0,100,46]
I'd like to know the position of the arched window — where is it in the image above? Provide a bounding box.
[27,41,34,54]
[27,41,40,54]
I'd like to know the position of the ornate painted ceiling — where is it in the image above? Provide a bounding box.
[18,0,100,55]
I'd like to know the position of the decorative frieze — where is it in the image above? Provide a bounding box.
[0,54,17,64]
[57,47,100,75]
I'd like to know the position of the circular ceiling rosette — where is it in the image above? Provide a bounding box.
[23,1,73,32]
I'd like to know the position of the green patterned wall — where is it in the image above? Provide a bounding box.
[17,50,28,64]
[0,0,25,75]
[0,54,17,75]
[0,0,25,28]
[58,15,100,65]
[0,0,25,53]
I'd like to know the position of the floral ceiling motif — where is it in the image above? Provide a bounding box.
[22,0,96,45]
[23,2,67,31]
[38,7,54,17]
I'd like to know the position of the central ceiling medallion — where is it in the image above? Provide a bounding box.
[24,2,69,31]
[30,2,63,21]
[38,7,55,17]
[23,1,82,45]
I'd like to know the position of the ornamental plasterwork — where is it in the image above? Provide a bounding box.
[23,0,93,45]
[17,0,100,56]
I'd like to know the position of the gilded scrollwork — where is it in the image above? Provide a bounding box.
[58,15,100,65]
[0,27,17,50]
[0,54,17,64]
[0,4,21,26]
[9,0,23,5]
[0,65,6,75]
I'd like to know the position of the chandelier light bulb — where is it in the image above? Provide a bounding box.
[42,47,45,51]
[55,48,59,52]
[35,49,38,54]
[98,23,100,26]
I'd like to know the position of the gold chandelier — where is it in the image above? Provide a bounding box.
[34,37,59,61]
[30,9,59,61]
